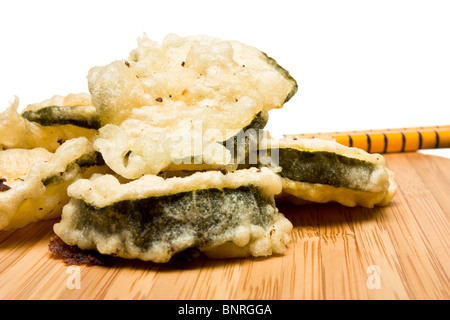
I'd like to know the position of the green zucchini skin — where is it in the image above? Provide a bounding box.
[22,106,101,129]
[240,111,269,133]
[41,151,105,186]
[74,186,273,253]
[261,52,298,103]
[74,151,105,168]
[271,148,375,190]
[223,111,268,164]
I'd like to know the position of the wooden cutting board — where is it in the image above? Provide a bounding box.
[0,152,449,300]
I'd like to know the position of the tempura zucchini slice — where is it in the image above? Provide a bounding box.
[258,137,397,208]
[88,33,297,129]
[94,110,268,179]
[53,167,292,263]
[0,137,106,230]
[22,93,100,129]
[222,110,268,165]
[87,33,296,179]
[0,94,98,152]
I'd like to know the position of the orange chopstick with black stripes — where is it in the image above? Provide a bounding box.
[286,125,450,154]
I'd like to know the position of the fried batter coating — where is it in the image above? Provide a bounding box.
[87,34,297,179]
[22,93,100,129]
[0,95,97,152]
[88,33,297,128]
[53,168,292,262]
[258,137,397,208]
[0,137,106,230]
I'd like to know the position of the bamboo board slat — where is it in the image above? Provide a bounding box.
[0,152,449,300]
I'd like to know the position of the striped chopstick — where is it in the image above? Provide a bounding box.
[285,125,450,154]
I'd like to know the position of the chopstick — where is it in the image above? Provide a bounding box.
[285,125,450,154]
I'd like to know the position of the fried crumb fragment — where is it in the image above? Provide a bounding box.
[48,234,115,266]
[0,178,11,192]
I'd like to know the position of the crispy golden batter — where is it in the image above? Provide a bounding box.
[0,137,106,230]
[54,168,292,262]
[0,33,397,266]
[0,95,97,152]
[88,33,297,128]
[88,34,297,179]
[259,137,397,208]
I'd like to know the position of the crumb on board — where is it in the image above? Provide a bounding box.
[0,178,11,192]
[48,234,204,265]
[48,234,116,266]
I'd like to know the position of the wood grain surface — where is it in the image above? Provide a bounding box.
[0,152,449,300]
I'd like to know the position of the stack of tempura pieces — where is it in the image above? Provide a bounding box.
[0,34,396,263]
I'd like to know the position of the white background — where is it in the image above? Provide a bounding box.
[1,0,449,157]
